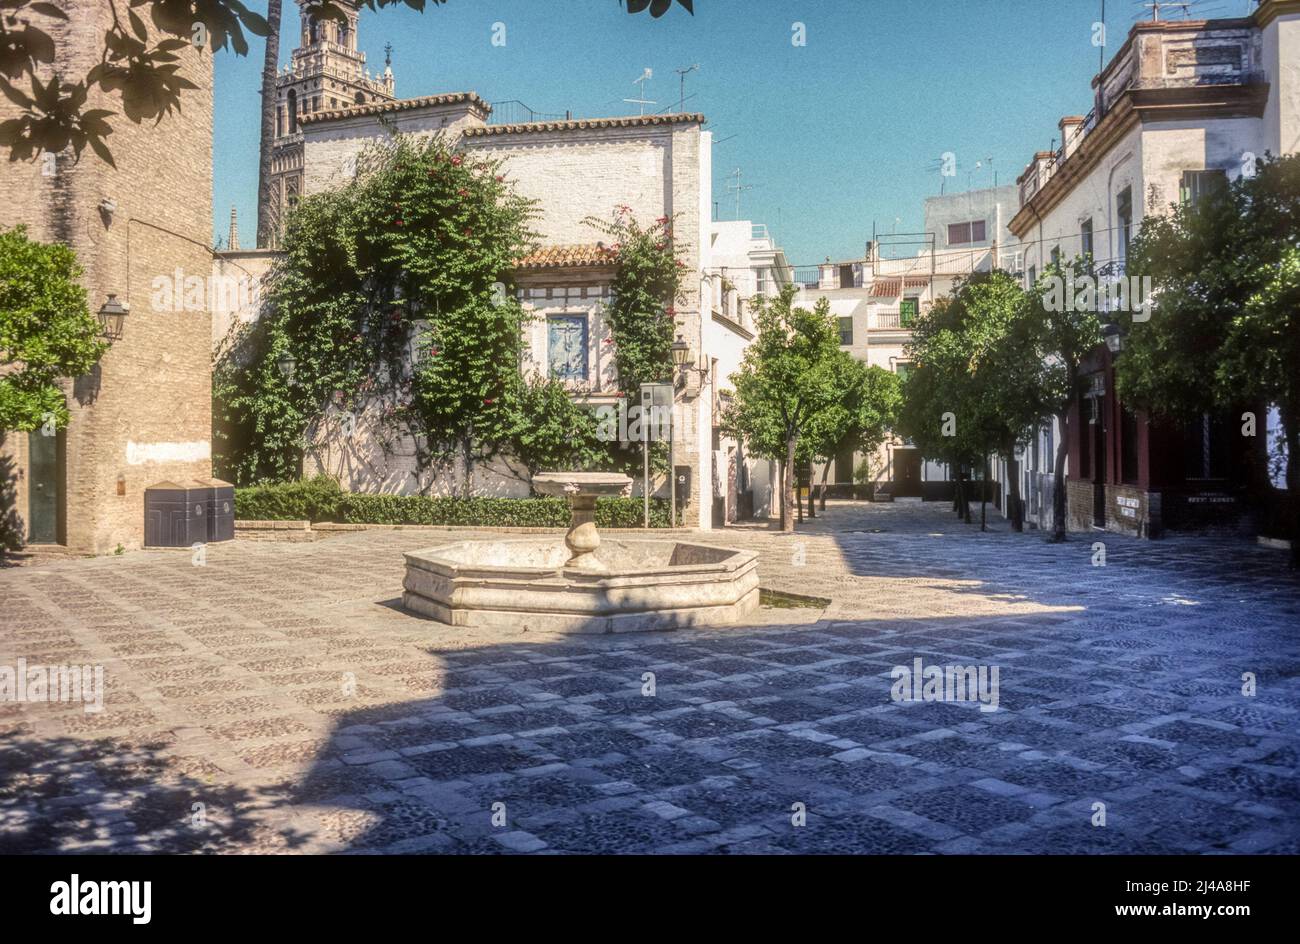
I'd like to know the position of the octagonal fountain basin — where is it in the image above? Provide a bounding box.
[402,538,760,634]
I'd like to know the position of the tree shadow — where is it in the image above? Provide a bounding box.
[6,509,1298,855]
[0,440,25,560]
[0,727,311,853]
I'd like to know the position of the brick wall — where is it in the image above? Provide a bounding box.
[0,4,214,553]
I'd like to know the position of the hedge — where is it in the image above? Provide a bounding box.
[234,475,343,522]
[235,479,672,528]
[340,494,673,528]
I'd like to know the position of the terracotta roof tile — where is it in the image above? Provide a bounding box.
[870,277,902,298]
[302,92,490,126]
[515,244,617,269]
[464,113,705,137]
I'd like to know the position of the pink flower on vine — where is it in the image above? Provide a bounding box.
[458,188,470,197]
[451,156,464,166]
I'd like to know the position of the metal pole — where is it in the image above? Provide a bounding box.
[643,427,650,529]
[669,429,676,529]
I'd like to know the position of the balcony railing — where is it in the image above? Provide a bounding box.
[791,266,823,288]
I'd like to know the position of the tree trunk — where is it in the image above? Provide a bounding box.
[781,435,796,531]
[1285,404,1300,570]
[806,463,816,519]
[256,0,283,248]
[981,454,989,531]
[962,465,972,523]
[777,459,786,527]
[461,433,474,500]
[1007,445,1024,532]
[819,460,831,512]
[1051,410,1069,542]
[952,465,962,514]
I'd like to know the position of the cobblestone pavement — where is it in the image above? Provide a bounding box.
[2,500,1298,854]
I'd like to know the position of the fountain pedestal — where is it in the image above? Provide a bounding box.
[531,472,633,572]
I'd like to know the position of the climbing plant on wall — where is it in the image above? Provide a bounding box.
[214,133,603,489]
[584,209,685,398]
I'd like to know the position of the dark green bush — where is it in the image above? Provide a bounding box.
[338,494,673,528]
[234,480,673,528]
[234,475,343,522]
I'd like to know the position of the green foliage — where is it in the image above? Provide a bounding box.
[1121,154,1300,422]
[800,357,901,465]
[214,134,538,485]
[0,226,107,432]
[901,269,1057,529]
[1120,153,1300,561]
[724,286,844,458]
[233,474,343,522]
[335,493,672,528]
[496,373,609,485]
[723,285,847,527]
[584,209,684,397]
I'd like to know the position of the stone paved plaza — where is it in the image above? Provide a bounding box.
[2,501,1298,854]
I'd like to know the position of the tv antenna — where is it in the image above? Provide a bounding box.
[623,68,656,116]
[924,156,949,195]
[726,166,756,220]
[674,64,699,113]
[1141,1,1193,19]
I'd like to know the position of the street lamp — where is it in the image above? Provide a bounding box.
[1101,321,1123,355]
[96,294,128,342]
[670,334,691,369]
[276,351,297,384]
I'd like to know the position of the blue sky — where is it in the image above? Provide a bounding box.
[213,0,1256,264]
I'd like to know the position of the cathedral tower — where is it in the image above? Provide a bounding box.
[264,0,396,245]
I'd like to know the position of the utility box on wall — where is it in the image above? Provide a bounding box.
[198,478,235,543]
[144,482,206,548]
[144,479,237,547]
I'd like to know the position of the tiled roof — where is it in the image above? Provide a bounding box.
[870,277,902,298]
[903,275,931,288]
[302,92,490,126]
[515,244,617,269]
[464,113,705,137]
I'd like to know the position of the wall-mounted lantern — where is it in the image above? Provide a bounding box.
[97,294,128,342]
[1101,321,1123,356]
[276,351,297,384]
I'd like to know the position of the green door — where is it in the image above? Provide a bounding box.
[28,430,61,544]
[899,298,919,327]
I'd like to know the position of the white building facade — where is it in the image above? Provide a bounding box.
[1000,1,1299,536]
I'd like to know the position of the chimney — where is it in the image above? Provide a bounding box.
[227,205,239,251]
[1059,116,1086,160]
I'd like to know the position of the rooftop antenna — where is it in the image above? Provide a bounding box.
[624,68,656,116]
[1099,0,1106,73]
[1141,1,1193,19]
[726,166,755,220]
[674,64,699,113]
[924,156,949,195]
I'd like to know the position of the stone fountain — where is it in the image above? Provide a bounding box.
[401,472,759,633]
